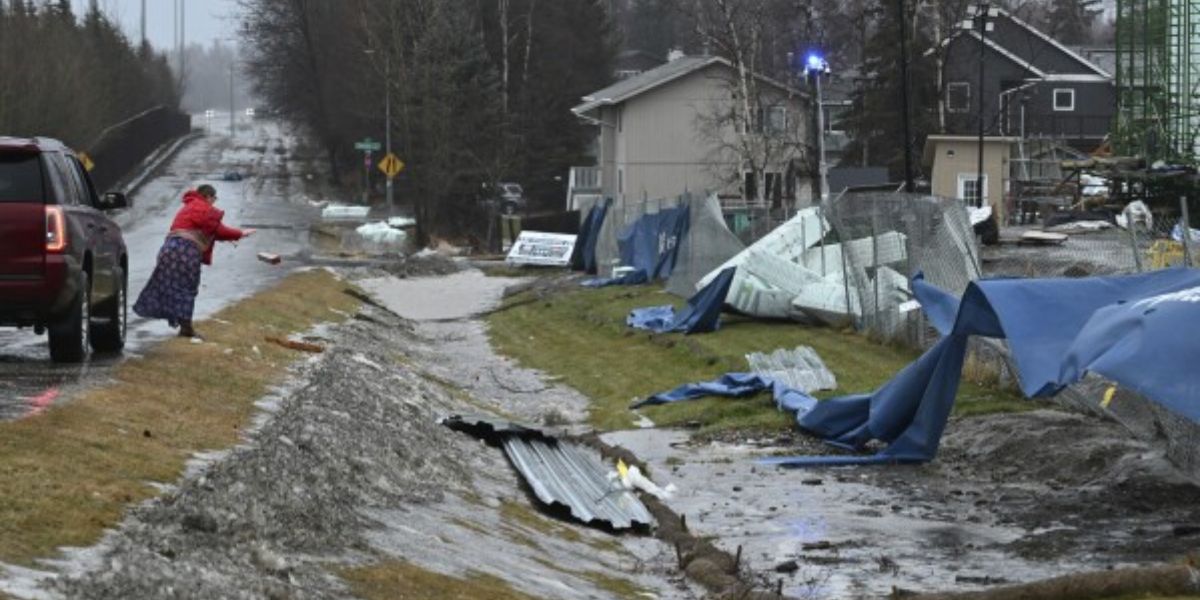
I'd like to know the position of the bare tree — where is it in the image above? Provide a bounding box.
[690,0,811,205]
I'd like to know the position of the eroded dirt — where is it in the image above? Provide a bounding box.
[606,408,1200,598]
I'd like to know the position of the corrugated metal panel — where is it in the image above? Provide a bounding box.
[442,415,654,530]
[502,437,653,529]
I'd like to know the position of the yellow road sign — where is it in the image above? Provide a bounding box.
[78,152,95,172]
[378,153,404,179]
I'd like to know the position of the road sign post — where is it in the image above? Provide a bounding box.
[355,138,382,204]
[362,151,373,204]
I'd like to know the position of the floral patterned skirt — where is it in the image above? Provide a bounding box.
[133,237,202,327]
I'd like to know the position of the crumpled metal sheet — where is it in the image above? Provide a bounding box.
[442,415,654,530]
[746,345,837,393]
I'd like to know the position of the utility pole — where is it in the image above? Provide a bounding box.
[896,0,915,192]
[141,0,147,48]
[965,3,997,208]
[385,52,394,212]
[181,0,186,80]
[229,59,236,138]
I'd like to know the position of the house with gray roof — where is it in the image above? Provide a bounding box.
[571,55,813,208]
[938,8,1115,150]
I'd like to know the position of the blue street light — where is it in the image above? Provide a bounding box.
[805,54,828,74]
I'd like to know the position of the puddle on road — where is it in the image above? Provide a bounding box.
[602,428,1106,598]
[0,355,121,421]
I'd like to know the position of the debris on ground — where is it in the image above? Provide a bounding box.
[265,335,325,353]
[442,415,655,530]
[381,251,462,278]
[354,222,408,253]
[745,345,837,393]
[627,267,735,334]
[320,204,371,222]
[505,231,577,267]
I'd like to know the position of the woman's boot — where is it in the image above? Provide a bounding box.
[179,320,197,338]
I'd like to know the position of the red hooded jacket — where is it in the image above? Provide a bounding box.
[170,190,244,265]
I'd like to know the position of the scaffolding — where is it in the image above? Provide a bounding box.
[1115,0,1200,163]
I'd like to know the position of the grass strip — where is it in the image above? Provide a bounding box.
[341,561,541,600]
[487,284,1029,433]
[0,270,359,565]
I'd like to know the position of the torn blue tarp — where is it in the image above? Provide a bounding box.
[632,372,818,414]
[582,204,690,287]
[572,199,610,274]
[638,268,1200,467]
[627,268,736,334]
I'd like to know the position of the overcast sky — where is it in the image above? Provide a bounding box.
[72,0,242,50]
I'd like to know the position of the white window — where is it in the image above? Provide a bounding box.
[947,82,970,113]
[766,106,788,134]
[957,173,989,206]
[1053,88,1075,112]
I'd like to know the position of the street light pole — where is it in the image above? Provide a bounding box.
[966,3,996,209]
[805,54,831,203]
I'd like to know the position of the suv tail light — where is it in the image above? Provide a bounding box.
[45,206,67,253]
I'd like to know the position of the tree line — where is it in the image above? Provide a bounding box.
[238,0,614,244]
[0,1,179,150]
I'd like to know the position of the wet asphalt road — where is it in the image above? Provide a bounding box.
[0,119,323,420]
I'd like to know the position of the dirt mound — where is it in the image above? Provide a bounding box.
[383,252,463,278]
[935,410,1200,564]
[939,410,1186,487]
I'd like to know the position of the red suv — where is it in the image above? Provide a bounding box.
[0,137,129,362]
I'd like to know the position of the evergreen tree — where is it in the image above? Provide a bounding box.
[1045,0,1102,45]
[841,0,937,178]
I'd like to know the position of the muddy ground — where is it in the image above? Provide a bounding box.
[6,266,1199,599]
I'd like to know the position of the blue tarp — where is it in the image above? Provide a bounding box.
[572,199,610,274]
[582,204,690,287]
[627,268,736,334]
[638,269,1200,467]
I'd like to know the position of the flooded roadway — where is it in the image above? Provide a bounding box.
[0,119,327,420]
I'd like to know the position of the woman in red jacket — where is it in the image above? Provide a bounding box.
[133,185,256,338]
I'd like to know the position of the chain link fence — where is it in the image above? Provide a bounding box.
[819,191,983,347]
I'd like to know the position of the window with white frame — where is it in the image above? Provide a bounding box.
[1053,88,1075,112]
[766,106,788,135]
[957,173,988,206]
[947,82,970,113]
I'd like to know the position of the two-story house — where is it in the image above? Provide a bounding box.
[940,8,1115,150]
[570,55,812,208]
[923,9,1115,220]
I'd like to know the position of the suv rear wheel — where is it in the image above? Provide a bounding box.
[91,267,126,354]
[48,271,91,363]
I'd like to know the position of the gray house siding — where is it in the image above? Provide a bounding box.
[986,18,1102,75]
[943,35,1036,135]
[1015,81,1115,141]
[940,17,1114,146]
